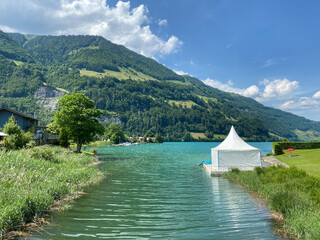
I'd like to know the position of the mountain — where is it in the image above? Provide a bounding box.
[1,30,319,141]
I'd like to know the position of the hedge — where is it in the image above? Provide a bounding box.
[273,142,320,155]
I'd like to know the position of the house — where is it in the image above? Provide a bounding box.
[0,107,39,131]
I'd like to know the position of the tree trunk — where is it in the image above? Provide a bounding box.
[76,136,82,153]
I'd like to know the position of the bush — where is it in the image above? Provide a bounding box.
[90,148,98,155]
[2,116,32,150]
[255,166,266,175]
[31,147,57,162]
[273,142,320,153]
[230,168,240,174]
[274,144,284,155]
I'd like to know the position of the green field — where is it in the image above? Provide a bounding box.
[80,67,157,81]
[276,148,320,178]
[167,100,198,109]
[294,129,320,142]
[190,132,206,139]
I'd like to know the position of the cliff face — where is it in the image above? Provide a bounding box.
[34,86,65,98]
[34,86,66,111]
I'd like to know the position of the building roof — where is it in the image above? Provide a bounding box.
[0,107,39,121]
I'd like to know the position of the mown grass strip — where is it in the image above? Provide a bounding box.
[0,146,105,238]
[224,166,320,239]
[276,148,320,178]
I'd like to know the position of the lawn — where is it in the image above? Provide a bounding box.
[276,148,320,178]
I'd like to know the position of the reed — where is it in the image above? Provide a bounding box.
[0,146,105,238]
[224,166,320,239]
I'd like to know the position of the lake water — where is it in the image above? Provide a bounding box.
[30,142,284,240]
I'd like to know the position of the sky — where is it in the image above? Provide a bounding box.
[0,0,320,121]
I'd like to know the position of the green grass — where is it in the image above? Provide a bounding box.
[167,100,198,109]
[166,80,191,85]
[213,134,227,139]
[224,166,320,239]
[276,148,320,178]
[294,129,320,142]
[82,141,112,148]
[80,67,158,81]
[190,132,206,139]
[197,95,218,103]
[0,146,105,238]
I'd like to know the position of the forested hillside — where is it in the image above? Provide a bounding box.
[1,30,319,141]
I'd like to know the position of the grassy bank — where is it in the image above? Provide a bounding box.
[224,166,320,239]
[276,148,320,178]
[0,146,105,239]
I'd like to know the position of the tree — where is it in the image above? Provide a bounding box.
[144,130,154,143]
[3,116,32,150]
[155,133,164,143]
[53,93,104,153]
[104,123,125,144]
[58,127,70,147]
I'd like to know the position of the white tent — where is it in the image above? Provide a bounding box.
[211,126,261,172]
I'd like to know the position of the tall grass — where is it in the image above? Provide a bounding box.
[0,146,105,238]
[224,166,320,239]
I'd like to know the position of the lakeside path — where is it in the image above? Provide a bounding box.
[262,156,289,168]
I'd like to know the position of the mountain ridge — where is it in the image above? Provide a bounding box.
[1,30,319,141]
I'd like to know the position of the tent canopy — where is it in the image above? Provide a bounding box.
[213,126,258,151]
[211,126,261,171]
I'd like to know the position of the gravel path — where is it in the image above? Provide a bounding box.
[262,156,289,168]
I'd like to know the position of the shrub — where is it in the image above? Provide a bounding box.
[255,166,266,175]
[230,168,240,174]
[274,144,283,155]
[2,116,32,150]
[31,147,57,162]
[90,148,98,155]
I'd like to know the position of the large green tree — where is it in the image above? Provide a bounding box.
[53,93,104,153]
[104,123,126,144]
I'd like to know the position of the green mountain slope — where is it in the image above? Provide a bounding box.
[1,31,319,141]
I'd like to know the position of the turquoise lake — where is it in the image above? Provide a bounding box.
[30,142,284,239]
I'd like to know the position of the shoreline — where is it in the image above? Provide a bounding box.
[223,157,320,240]
[0,146,106,239]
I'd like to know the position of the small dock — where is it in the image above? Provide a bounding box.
[202,156,289,176]
[202,164,226,176]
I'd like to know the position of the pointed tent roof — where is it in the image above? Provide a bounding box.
[213,126,259,151]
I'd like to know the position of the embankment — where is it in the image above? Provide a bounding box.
[0,146,105,239]
[224,166,320,239]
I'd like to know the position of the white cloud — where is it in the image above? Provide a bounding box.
[261,58,275,68]
[313,90,320,99]
[0,25,17,33]
[174,70,188,75]
[203,78,260,98]
[258,78,299,101]
[158,19,167,27]
[0,0,182,58]
[203,77,299,101]
[281,90,320,110]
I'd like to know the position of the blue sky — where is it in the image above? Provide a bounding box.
[0,0,320,121]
